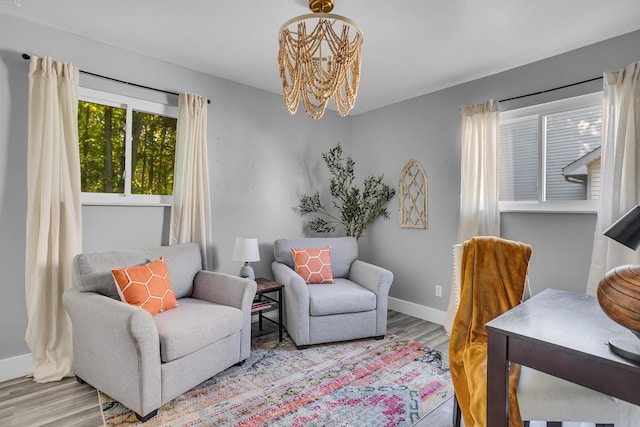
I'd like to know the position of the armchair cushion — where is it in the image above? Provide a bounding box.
[274,237,357,278]
[74,244,202,299]
[154,298,243,363]
[308,278,376,316]
[517,366,618,423]
[291,246,334,284]
[112,257,178,315]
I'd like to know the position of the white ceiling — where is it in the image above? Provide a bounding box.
[3,0,640,115]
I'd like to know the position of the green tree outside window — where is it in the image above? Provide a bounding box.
[78,100,176,196]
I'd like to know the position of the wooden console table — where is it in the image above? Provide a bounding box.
[486,288,640,426]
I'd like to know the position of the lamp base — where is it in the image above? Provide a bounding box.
[239,263,255,280]
[608,333,640,362]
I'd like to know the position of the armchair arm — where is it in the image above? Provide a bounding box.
[272,261,310,346]
[192,271,256,308]
[62,288,161,418]
[349,260,394,336]
[192,271,256,360]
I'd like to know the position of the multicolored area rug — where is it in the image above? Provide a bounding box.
[100,333,452,426]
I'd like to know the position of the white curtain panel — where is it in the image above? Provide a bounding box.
[457,100,501,243]
[170,93,213,269]
[586,61,640,296]
[586,62,640,427]
[445,100,500,335]
[25,56,82,382]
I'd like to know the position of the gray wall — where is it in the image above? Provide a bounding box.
[0,13,351,362]
[353,29,640,312]
[2,9,640,370]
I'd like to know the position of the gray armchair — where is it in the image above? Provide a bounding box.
[272,237,393,349]
[62,243,256,421]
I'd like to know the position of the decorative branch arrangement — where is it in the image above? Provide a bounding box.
[298,144,396,240]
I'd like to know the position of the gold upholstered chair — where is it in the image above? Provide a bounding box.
[450,236,532,427]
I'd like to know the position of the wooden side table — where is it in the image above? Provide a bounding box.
[254,278,284,342]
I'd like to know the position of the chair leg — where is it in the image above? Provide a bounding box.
[135,409,158,422]
[374,335,384,340]
[452,394,462,427]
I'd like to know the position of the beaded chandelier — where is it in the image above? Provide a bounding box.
[278,0,363,119]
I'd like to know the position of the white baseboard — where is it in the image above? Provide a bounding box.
[0,353,31,382]
[388,297,446,325]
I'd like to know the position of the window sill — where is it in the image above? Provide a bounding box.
[81,193,172,207]
[500,200,597,214]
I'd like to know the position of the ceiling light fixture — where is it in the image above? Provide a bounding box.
[278,0,363,119]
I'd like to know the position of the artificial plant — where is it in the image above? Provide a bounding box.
[298,144,396,240]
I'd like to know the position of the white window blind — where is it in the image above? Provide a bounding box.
[499,92,602,212]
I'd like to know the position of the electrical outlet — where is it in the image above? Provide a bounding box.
[435,285,442,297]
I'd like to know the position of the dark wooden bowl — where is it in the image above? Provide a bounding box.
[597,264,640,332]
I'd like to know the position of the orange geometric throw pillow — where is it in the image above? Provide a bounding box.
[111,256,178,315]
[291,246,334,284]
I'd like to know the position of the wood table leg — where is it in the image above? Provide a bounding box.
[487,330,509,427]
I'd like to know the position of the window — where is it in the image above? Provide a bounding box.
[78,88,178,205]
[499,92,602,212]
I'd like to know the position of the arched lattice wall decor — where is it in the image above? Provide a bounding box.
[399,159,427,228]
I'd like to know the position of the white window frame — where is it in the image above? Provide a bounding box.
[78,87,178,206]
[499,92,602,213]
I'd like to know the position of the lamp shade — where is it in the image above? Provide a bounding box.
[233,238,260,262]
[603,205,640,250]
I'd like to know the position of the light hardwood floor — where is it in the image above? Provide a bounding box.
[0,310,453,427]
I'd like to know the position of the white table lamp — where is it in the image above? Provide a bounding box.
[233,237,260,280]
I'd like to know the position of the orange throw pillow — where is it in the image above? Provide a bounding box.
[291,246,334,284]
[111,256,178,315]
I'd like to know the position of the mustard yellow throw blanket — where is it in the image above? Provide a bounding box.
[449,236,532,427]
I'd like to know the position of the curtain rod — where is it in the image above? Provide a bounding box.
[499,75,603,103]
[22,53,211,104]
